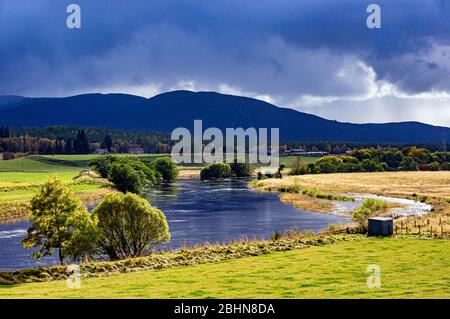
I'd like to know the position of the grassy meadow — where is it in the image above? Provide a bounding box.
[0,155,120,219]
[1,237,448,298]
[0,155,448,299]
[279,155,319,166]
[254,171,450,200]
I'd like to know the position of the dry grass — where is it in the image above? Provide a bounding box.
[253,171,450,231]
[77,188,116,207]
[178,168,201,180]
[254,171,450,200]
[280,193,334,213]
[394,211,450,238]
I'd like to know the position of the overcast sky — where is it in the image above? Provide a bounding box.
[1,0,450,126]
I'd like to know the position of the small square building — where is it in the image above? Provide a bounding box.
[368,217,393,236]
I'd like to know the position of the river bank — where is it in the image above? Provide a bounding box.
[0,232,362,285]
[0,178,350,270]
[250,171,450,234]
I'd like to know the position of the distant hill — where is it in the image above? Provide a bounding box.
[0,95,29,110]
[0,90,449,143]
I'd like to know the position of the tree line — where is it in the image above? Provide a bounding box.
[289,146,450,175]
[281,141,448,154]
[0,126,172,155]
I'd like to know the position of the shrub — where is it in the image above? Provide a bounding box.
[92,193,170,260]
[89,155,117,178]
[302,188,354,201]
[441,162,450,171]
[361,159,384,172]
[350,149,376,161]
[109,162,146,194]
[229,162,253,177]
[271,230,281,241]
[338,162,364,173]
[152,157,179,182]
[316,156,343,173]
[428,161,441,171]
[289,157,309,175]
[2,152,16,160]
[200,163,232,180]
[398,156,419,171]
[257,172,266,180]
[340,156,359,164]
[352,198,388,227]
[122,158,159,185]
[307,163,319,174]
[275,165,285,178]
[407,147,431,164]
[382,150,403,170]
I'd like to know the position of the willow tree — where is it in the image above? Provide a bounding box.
[92,192,170,260]
[22,177,97,265]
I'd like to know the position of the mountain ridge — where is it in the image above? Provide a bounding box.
[0,90,448,143]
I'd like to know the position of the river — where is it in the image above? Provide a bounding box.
[0,178,350,270]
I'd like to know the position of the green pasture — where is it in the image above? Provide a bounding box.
[1,238,448,298]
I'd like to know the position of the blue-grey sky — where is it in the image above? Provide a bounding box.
[1,0,450,126]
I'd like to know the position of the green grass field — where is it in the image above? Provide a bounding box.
[0,155,116,204]
[0,156,85,172]
[0,154,166,173]
[279,156,320,166]
[0,172,80,185]
[1,238,448,298]
[0,184,104,203]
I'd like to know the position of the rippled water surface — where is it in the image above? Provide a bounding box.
[0,179,350,270]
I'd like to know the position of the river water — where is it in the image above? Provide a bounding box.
[0,178,350,270]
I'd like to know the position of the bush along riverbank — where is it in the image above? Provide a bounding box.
[0,232,363,285]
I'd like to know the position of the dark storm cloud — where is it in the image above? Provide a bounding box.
[1,0,450,103]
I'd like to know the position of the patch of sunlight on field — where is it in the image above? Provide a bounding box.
[279,156,319,166]
[1,238,448,299]
[0,183,103,202]
[0,157,83,172]
[0,154,166,173]
[0,172,79,187]
[0,189,35,202]
[257,171,450,199]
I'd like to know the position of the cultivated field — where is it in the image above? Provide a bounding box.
[1,238,448,298]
